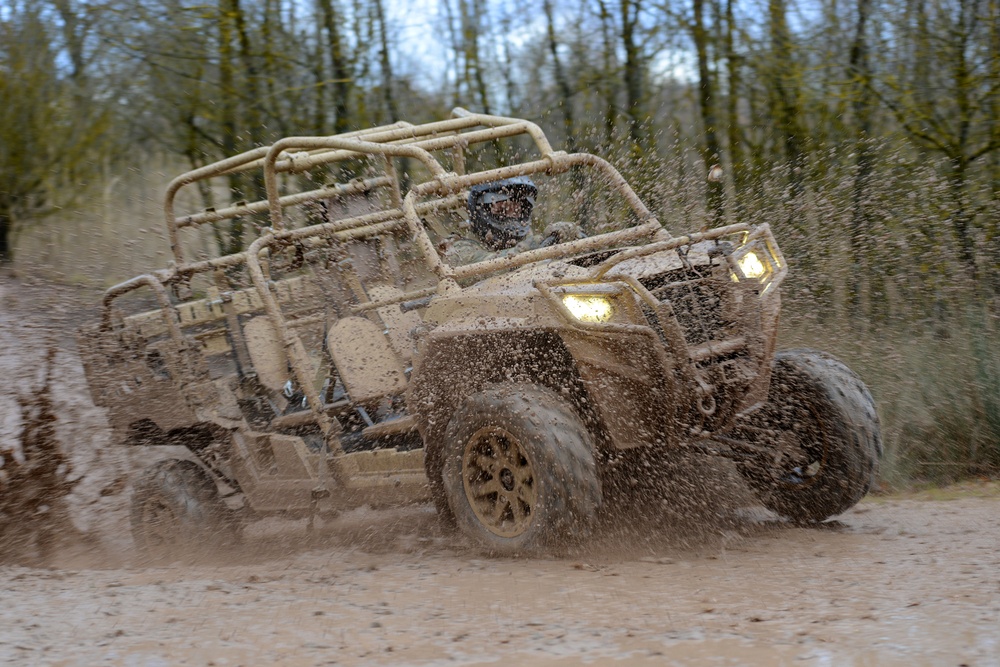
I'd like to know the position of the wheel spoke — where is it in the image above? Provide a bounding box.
[514,484,534,507]
[494,437,515,468]
[471,452,499,476]
[513,462,533,486]
[470,477,503,498]
[510,496,528,523]
[493,495,511,523]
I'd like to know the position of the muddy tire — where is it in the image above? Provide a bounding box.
[424,445,457,531]
[736,349,881,522]
[441,385,601,555]
[130,459,237,558]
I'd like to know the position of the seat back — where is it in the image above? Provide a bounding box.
[244,316,289,391]
[327,316,407,404]
[367,284,424,363]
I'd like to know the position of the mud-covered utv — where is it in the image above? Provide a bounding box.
[78,109,881,556]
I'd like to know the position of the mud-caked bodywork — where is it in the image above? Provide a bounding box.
[410,230,784,452]
[78,109,879,555]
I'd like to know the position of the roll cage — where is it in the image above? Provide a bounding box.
[98,109,778,460]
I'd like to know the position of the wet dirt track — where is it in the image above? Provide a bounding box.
[2,499,1000,667]
[2,275,999,667]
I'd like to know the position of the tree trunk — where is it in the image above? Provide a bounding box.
[949,0,976,280]
[949,156,975,279]
[458,0,491,114]
[0,210,11,262]
[543,0,576,152]
[49,0,87,83]
[311,1,326,133]
[218,0,243,255]
[768,0,805,219]
[724,0,746,216]
[374,0,398,123]
[693,0,725,226]
[847,0,875,319]
[318,0,352,135]
[621,0,645,154]
[596,0,617,150]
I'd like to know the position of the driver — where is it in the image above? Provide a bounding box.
[442,177,583,265]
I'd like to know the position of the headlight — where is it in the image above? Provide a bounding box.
[727,224,786,292]
[732,244,775,284]
[562,294,613,323]
[737,251,767,279]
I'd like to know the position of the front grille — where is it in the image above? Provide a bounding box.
[637,262,763,432]
[638,267,725,346]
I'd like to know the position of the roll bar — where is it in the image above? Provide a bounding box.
[163,109,559,265]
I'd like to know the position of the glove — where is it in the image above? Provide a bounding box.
[542,221,584,244]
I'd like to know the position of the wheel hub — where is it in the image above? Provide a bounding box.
[770,401,827,487]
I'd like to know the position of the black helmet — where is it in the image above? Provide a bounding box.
[467,177,537,250]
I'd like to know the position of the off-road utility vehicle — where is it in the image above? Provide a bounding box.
[78,109,881,555]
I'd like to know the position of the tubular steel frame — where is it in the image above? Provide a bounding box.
[101,108,776,458]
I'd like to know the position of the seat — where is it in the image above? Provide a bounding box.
[366,284,424,363]
[243,316,289,391]
[244,315,325,392]
[326,316,408,404]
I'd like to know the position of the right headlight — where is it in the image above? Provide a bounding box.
[730,225,786,293]
[544,283,633,326]
[737,251,768,279]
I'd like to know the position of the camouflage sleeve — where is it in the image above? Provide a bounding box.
[444,228,583,266]
[443,238,494,265]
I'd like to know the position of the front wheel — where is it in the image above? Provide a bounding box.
[733,349,881,522]
[441,385,601,555]
[130,459,238,559]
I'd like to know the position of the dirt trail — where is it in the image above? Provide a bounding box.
[2,498,1000,666]
[1,275,998,666]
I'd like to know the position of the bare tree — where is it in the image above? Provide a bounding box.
[691,0,725,224]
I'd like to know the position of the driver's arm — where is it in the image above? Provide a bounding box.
[541,221,585,244]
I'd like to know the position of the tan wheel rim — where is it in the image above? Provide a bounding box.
[462,426,537,538]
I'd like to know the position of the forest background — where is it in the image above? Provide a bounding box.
[0,0,997,483]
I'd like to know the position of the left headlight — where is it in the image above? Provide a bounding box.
[562,294,614,323]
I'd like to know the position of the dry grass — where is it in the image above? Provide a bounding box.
[782,309,1000,487]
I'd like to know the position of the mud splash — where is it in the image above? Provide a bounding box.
[0,347,81,563]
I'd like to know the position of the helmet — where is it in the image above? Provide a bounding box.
[467,177,537,250]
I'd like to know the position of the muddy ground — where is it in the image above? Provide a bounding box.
[1,274,998,666]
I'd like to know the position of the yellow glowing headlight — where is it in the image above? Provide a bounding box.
[738,251,768,279]
[562,295,614,323]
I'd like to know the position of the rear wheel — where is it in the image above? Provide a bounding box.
[733,349,881,522]
[130,459,238,559]
[441,385,601,555]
